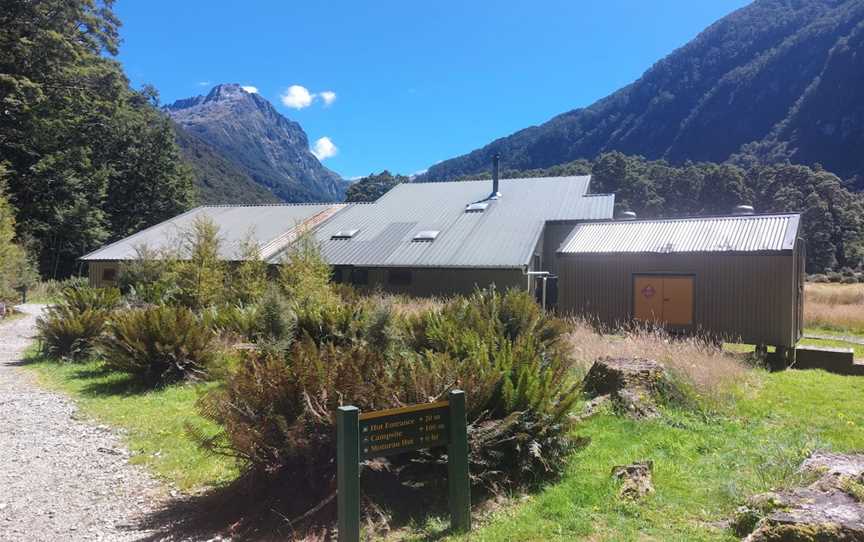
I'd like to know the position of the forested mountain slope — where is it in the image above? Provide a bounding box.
[423,0,864,184]
[172,123,280,204]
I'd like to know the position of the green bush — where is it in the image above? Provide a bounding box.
[36,306,108,361]
[202,304,262,341]
[100,305,217,385]
[35,285,119,361]
[192,338,403,494]
[59,285,121,313]
[193,286,583,494]
[408,288,581,486]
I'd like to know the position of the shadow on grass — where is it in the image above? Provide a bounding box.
[133,464,486,541]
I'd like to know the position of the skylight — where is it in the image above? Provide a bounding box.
[412,230,439,242]
[465,202,489,212]
[331,229,359,240]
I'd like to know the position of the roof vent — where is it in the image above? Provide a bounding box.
[733,205,755,216]
[465,202,489,213]
[619,211,637,220]
[412,230,439,242]
[331,229,359,240]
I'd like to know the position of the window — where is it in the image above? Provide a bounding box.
[412,230,439,242]
[388,269,412,286]
[102,267,117,282]
[350,268,368,286]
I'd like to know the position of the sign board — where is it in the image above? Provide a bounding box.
[359,401,449,458]
[336,391,471,542]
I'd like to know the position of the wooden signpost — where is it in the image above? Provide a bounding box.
[336,389,471,542]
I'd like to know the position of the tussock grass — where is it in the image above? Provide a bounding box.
[805,283,864,333]
[565,319,756,410]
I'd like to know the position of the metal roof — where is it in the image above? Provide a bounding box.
[287,176,614,268]
[81,204,345,261]
[558,214,801,255]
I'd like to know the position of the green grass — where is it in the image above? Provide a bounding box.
[24,352,237,491]
[402,370,864,542]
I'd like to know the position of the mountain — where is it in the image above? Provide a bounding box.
[166,84,346,202]
[423,0,864,184]
[172,123,280,204]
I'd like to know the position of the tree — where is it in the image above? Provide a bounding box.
[173,217,226,310]
[0,0,193,278]
[345,171,407,202]
[0,167,35,300]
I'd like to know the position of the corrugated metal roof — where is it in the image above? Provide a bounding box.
[81,204,346,261]
[558,214,801,255]
[286,176,614,268]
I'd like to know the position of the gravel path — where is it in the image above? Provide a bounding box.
[0,305,168,541]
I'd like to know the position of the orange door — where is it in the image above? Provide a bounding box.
[633,275,694,326]
[661,276,694,325]
[633,276,664,322]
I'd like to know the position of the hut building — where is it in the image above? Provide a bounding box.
[81,203,345,288]
[556,213,805,351]
[80,170,614,297]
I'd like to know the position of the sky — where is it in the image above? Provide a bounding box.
[115,0,751,179]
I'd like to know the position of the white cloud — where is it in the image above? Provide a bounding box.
[197,81,211,86]
[319,90,336,106]
[281,85,314,109]
[241,85,259,94]
[311,136,338,160]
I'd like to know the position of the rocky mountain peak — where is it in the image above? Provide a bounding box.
[165,83,346,203]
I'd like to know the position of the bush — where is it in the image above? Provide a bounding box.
[192,338,404,494]
[59,285,121,313]
[35,285,119,361]
[100,305,217,385]
[827,271,842,283]
[842,275,858,284]
[193,286,584,495]
[36,306,108,361]
[202,304,262,341]
[808,274,829,283]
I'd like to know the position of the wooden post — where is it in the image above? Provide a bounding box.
[337,406,360,542]
[447,390,471,532]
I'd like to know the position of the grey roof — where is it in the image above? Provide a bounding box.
[558,214,801,255]
[286,176,614,268]
[81,204,345,261]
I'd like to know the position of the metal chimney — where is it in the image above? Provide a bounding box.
[619,211,637,220]
[491,153,501,199]
[733,205,755,215]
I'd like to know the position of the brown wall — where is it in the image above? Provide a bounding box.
[87,261,120,289]
[333,266,526,297]
[557,251,803,346]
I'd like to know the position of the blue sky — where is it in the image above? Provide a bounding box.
[115,0,750,179]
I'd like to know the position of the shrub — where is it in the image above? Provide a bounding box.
[842,275,858,284]
[227,235,268,305]
[202,304,262,341]
[59,285,121,313]
[36,306,108,361]
[808,274,829,283]
[100,305,217,385]
[192,338,404,493]
[257,286,296,348]
[35,285,119,361]
[172,217,227,310]
[118,245,177,305]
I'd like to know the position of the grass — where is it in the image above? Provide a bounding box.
[398,369,864,542]
[804,282,864,333]
[24,351,237,492]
